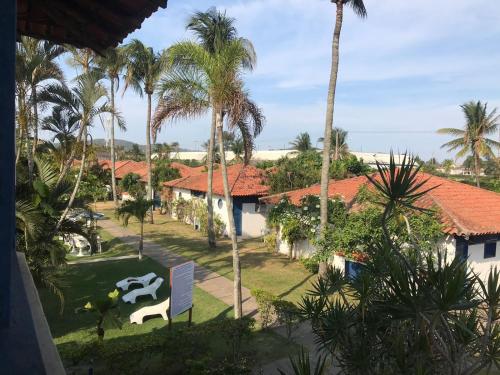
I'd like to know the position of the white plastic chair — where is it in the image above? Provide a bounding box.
[116,272,157,291]
[129,298,170,324]
[122,277,164,304]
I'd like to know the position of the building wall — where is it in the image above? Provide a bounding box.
[467,239,500,281]
[276,229,318,259]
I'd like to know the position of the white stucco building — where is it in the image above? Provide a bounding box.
[163,164,269,238]
[261,173,500,280]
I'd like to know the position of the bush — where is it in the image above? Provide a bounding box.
[272,300,301,341]
[300,257,319,274]
[251,288,278,329]
[263,232,277,252]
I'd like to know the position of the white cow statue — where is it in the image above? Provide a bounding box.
[122,277,164,304]
[130,298,170,324]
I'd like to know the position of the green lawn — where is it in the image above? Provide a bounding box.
[40,256,295,372]
[65,227,136,262]
[99,204,316,303]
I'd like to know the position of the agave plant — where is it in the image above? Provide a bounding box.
[278,347,327,375]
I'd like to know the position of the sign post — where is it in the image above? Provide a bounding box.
[168,261,195,329]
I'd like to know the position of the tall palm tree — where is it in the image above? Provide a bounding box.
[123,40,168,224]
[154,38,263,319]
[40,71,122,230]
[318,127,348,160]
[290,132,313,152]
[16,37,65,175]
[438,101,500,187]
[96,47,127,207]
[319,0,367,245]
[183,7,256,248]
[116,197,153,260]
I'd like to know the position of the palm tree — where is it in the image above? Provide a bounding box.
[153,9,261,249]
[96,47,127,207]
[438,101,500,187]
[290,132,313,152]
[183,7,257,248]
[15,37,65,175]
[116,197,153,260]
[319,0,367,248]
[154,37,262,319]
[41,106,79,171]
[318,127,348,160]
[441,159,454,175]
[230,136,244,163]
[123,40,168,224]
[39,70,122,230]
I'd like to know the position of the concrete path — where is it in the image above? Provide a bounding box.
[99,218,259,319]
[67,254,138,265]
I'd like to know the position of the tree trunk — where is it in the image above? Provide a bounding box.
[206,108,217,248]
[216,110,242,318]
[139,221,144,260]
[110,79,118,207]
[57,122,86,185]
[56,126,87,231]
[146,93,154,224]
[319,1,344,276]
[25,116,34,185]
[31,85,39,163]
[474,152,481,188]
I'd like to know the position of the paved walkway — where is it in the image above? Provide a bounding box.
[67,254,138,265]
[99,218,259,319]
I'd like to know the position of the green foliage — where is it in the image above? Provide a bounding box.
[255,160,276,170]
[76,289,121,340]
[251,289,278,329]
[290,132,314,152]
[299,257,319,274]
[116,196,152,226]
[214,316,255,362]
[78,167,109,204]
[119,172,145,199]
[172,198,225,238]
[152,158,181,190]
[268,151,322,193]
[329,154,371,179]
[272,300,301,341]
[263,232,278,252]
[278,347,327,375]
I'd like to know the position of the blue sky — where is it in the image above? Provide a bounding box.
[56,0,500,160]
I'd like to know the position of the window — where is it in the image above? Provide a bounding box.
[217,199,223,209]
[455,238,468,261]
[345,260,363,280]
[178,192,182,199]
[484,242,497,259]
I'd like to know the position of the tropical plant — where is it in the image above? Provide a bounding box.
[278,347,327,375]
[290,132,313,152]
[15,37,65,176]
[77,289,121,341]
[119,173,145,199]
[96,47,127,206]
[268,151,322,193]
[153,8,262,249]
[116,196,153,260]
[39,70,121,230]
[318,127,348,160]
[442,158,454,174]
[319,0,367,277]
[438,101,500,187]
[127,143,145,161]
[151,158,181,191]
[153,13,263,318]
[123,39,168,224]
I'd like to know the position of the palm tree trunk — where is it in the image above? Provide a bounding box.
[216,110,242,318]
[110,79,118,207]
[474,152,481,188]
[139,221,144,260]
[206,108,217,248]
[319,1,344,276]
[146,93,154,224]
[56,126,87,231]
[25,115,34,184]
[31,85,39,162]
[57,122,86,185]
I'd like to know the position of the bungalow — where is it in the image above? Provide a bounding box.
[163,164,270,238]
[260,173,500,280]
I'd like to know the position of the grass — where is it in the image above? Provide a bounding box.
[65,227,136,262]
[97,202,316,303]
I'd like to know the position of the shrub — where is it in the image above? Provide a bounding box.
[263,232,277,252]
[251,288,278,329]
[300,257,319,274]
[273,300,301,341]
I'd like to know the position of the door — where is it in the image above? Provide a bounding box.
[233,199,243,236]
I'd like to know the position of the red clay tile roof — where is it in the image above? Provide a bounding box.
[164,164,270,197]
[260,172,500,237]
[98,160,202,181]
